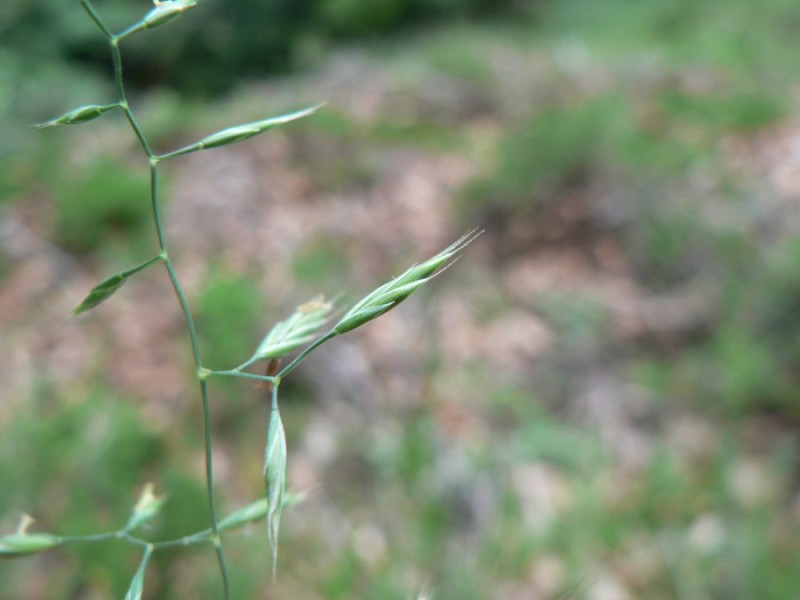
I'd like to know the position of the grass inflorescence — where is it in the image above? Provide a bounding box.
[0,1,475,597]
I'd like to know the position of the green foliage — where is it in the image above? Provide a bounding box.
[628,201,705,285]
[660,89,784,134]
[694,238,800,417]
[0,390,160,516]
[465,96,627,214]
[628,233,800,418]
[1,0,522,97]
[55,157,151,254]
[541,0,800,79]
[464,85,783,221]
[0,389,163,598]
[318,0,410,37]
[451,0,797,441]
[197,271,262,369]
[538,294,609,346]
[292,236,351,284]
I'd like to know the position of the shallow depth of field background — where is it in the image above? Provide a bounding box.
[2,0,800,598]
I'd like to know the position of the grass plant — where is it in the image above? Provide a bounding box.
[0,2,476,597]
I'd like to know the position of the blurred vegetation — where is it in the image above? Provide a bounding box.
[55,157,152,254]
[1,0,521,98]
[197,271,262,372]
[3,0,800,598]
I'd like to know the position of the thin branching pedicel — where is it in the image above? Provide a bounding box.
[1,1,477,597]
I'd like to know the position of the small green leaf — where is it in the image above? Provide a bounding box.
[0,533,62,558]
[264,400,287,576]
[36,103,119,129]
[255,295,333,360]
[74,255,161,315]
[161,105,323,159]
[124,550,151,600]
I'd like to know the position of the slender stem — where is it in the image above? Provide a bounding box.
[152,530,213,550]
[163,261,203,364]
[132,545,154,588]
[277,331,337,378]
[116,23,146,43]
[80,0,113,39]
[109,40,154,158]
[122,103,155,159]
[110,40,126,106]
[118,532,152,550]
[148,164,168,254]
[210,370,277,384]
[142,85,231,600]
[234,355,261,371]
[60,531,121,545]
[158,143,204,161]
[94,9,232,597]
[155,165,232,600]
[201,378,232,599]
[61,530,155,550]
[58,528,214,551]
[61,515,270,552]
[272,381,280,411]
[141,254,165,270]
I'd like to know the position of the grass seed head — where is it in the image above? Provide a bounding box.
[264,404,287,576]
[333,229,481,335]
[255,296,333,359]
[0,533,62,559]
[144,0,198,29]
[127,483,166,531]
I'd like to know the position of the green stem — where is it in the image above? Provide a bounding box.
[202,380,232,599]
[209,370,277,385]
[79,0,113,39]
[61,505,272,552]
[156,163,232,600]
[61,530,153,551]
[94,8,232,597]
[118,532,152,550]
[108,39,154,158]
[60,531,121,545]
[277,330,337,378]
[122,103,155,159]
[148,163,168,253]
[272,380,280,411]
[110,40,126,107]
[152,530,213,550]
[116,22,146,43]
[158,143,204,161]
[234,355,261,371]
[57,529,212,553]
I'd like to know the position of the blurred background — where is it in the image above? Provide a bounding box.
[2,0,800,598]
